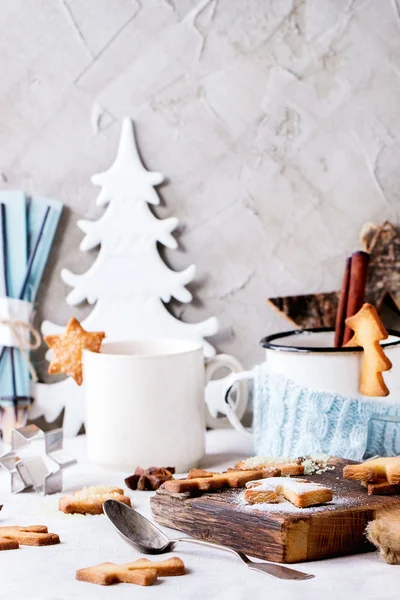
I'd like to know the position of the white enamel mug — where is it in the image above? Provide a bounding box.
[83,339,247,471]
[261,328,400,398]
[221,327,400,439]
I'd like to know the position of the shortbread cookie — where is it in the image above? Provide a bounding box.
[282,479,333,508]
[76,557,185,586]
[44,317,105,385]
[59,486,131,515]
[244,477,333,508]
[235,457,304,476]
[0,537,19,551]
[187,469,216,479]
[344,458,389,482]
[344,457,400,485]
[344,303,392,396]
[0,525,60,550]
[244,486,281,504]
[386,461,400,485]
[163,468,280,494]
[366,481,400,496]
[360,478,387,487]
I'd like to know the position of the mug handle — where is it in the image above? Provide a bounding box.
[205,355,249,430]
[205,356,253,437]
[222,371,254,438]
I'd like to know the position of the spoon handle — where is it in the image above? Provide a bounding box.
[173,537,313,580]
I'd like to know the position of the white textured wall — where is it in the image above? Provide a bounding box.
[1,0,400,374]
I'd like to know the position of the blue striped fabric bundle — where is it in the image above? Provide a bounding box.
[0,191,62,405]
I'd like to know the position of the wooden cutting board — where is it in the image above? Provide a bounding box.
[150,459,400,563]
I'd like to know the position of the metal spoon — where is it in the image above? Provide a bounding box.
[103,499,314,580]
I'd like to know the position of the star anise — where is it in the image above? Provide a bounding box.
[125,466,175,491]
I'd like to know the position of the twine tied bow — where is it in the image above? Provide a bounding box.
[0,319,41,382]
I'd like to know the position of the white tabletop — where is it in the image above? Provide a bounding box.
[0,429,398,600]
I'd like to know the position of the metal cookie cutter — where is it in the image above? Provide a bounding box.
[363,414,400,460]
[0,424,76,495]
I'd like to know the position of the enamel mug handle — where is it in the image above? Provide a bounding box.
[204,355,249,430]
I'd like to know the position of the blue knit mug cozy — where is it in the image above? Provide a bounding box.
[222,328,400,461]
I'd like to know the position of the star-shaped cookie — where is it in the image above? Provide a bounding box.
[44,318,105,385]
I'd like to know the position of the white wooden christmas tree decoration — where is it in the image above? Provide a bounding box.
[32,118,219,436]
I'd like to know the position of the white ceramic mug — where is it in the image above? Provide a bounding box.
[83,339,246,472]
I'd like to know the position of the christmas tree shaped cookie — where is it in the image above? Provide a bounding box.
[345,303,392,396]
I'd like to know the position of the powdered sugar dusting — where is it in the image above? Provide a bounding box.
[246,477,330,495]
[281,478,330,494]
[232,489,357,514]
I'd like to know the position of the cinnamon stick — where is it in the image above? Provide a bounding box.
[342,250,370,345]
[334,256,351,347]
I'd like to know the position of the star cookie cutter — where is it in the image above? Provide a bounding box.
[0,424,77,495]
